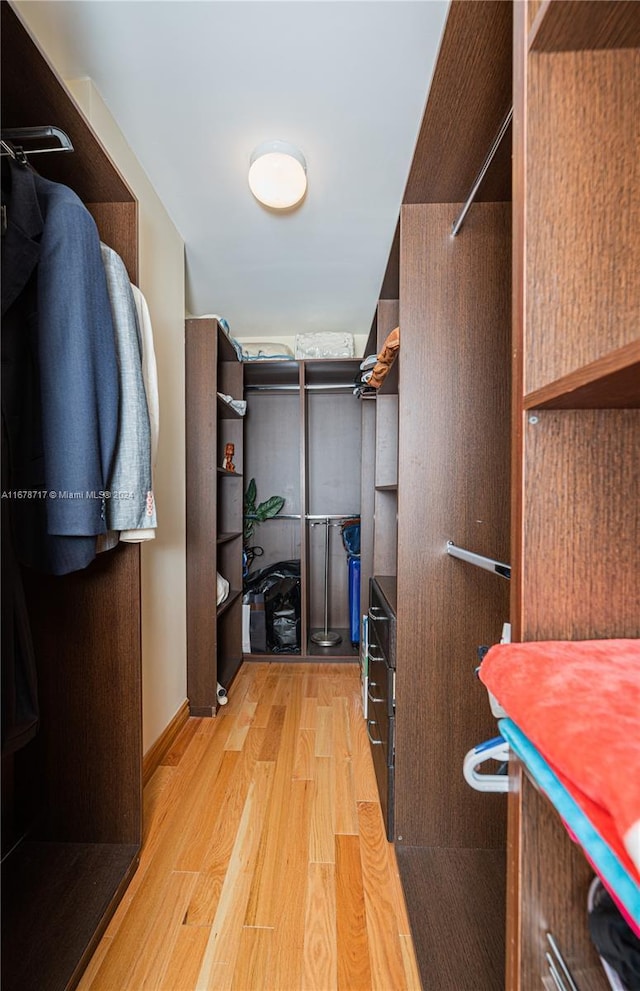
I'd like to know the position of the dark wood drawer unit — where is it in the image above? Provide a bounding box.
[367,577,397,839]
[368,576,397,668]
[367,711,395,840]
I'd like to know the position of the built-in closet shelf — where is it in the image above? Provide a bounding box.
[374,483,398,492]
[304,358,362,387]
[218,333,240,363]
[244,360,299,388]
[523,341,640,410]
[396,845,505,991]
[376,355,399,396]
[217,588,241,620]
[529,0,640,52]
[2,840,139,991]
[217,468,243,478]
[217,396,244,419]
[217,531,242,545]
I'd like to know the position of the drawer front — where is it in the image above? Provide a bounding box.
[367,650,394,718]
[367,713,395,840]
[369,579,396,667]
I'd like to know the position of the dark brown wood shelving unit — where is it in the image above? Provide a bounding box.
[186,318,244,714]
[1,5,143,989]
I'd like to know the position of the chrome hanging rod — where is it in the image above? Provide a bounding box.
[243,513,356,521]
[451,107,513,238]
[244,383,354,392]
[1,126,74,160]
[306,514,357,521]
[244,513,301,520]
[446,541,511,580]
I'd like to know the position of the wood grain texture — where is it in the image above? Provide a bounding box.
[142,699,190,786]
[379,219,400,300]
[521,410,640,640]
[525,48,640,393]
[302,862,337,991]
[530,0,640,51]
[336,834,372,991]
[403,0,512,205]
[87,202,138,284]
[2,843,139,991]
[524,339,640,409]
[360,401,376,633]
[186,318,220,714]
[77,663,417,991]
[396,846,506,991]
[517,765,609,991]
[358,802,407,991]
[1,4,134,203]
[396,202,511,848]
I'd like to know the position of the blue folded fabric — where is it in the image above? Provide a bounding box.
[500,717,640,930]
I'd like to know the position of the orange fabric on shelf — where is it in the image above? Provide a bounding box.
[369,326,399,389]
[479,639,640,873]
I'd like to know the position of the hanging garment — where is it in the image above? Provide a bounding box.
[1,417,38,754]
[369,326,400,389]
[1,158,119,575]
[100,243,156,538]
[2,158,119,750]
[119,283,159,542]
[130,284,159,466]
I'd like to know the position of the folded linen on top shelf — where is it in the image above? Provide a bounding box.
[479,639,640,883]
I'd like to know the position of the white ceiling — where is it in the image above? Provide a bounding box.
[15,1,449,342]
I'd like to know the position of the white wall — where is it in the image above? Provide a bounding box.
[71,79,188,755]
[14,2,188,754]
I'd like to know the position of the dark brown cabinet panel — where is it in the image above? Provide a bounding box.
[1,6,142,989]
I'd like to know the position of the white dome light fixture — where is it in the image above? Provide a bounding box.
[248,140,307,210]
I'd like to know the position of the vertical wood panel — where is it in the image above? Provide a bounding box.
[521,410,640,640]
[525,49,640,392]
[185,319,219,715]
[396,202,511,847]
[518,767,608,991]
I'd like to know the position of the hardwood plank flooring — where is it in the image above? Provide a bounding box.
[78,663,420,991]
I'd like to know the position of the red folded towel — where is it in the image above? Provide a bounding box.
[479,639,640,873]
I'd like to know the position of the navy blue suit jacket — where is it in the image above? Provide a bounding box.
[1,158,119,574]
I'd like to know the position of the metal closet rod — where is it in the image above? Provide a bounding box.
[245,383,354,392]
[446,541,511,580]
[1,125,74,160]
[451,107,513,237]
[246,513,355,521]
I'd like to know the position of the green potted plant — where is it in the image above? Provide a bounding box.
[243,478,285,575]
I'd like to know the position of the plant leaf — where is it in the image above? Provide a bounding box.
[255,495,285,521]
[244,478,257,516]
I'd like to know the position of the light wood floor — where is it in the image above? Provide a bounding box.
[78,662,422,991]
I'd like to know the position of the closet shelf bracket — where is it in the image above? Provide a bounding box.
[446,541,511,580]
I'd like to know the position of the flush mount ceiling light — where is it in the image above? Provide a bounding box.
[248,140,307,209]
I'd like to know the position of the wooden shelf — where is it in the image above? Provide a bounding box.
[374,483,398,492]
[396,846,506,991]
[524,340,640,409]
[217,395,244,419]
[243,360,299,388]
[217,531,242,545]
[216,588,242,620]
[218,329,241,363]
[402,0,512,206]
[217,467,243,478]
[2,841,139,991]
[529,0,640,52]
